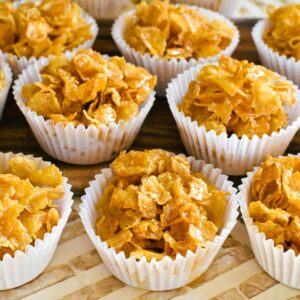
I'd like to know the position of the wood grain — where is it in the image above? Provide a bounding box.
[1,19,298,195]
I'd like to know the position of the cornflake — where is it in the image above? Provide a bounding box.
[264,4,300,60]
[22,49,157,127]
[96,149,228,261]
[179,55,296,138]
[0,0,92,59]
[0,70,6,91]
[0,156,63,259]
[249,155,300,255]
[124,0,236,60]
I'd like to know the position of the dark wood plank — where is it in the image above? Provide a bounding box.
[1,19,298,195]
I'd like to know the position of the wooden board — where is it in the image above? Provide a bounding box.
[0,19,299,196]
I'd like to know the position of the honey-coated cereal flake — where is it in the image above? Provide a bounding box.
[22,49,157,127]
[96,149,229,261]
[179,55,296,138]
[0,0,93,59]
[264,4,300,60]
[124,0,236,60]
[249,155,300,255]
[0,156,63,259]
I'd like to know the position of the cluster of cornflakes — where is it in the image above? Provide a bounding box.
[0,156,64,259]
[95,149,228,261]
[264,4,300,60]
[124,0,235,59]
[249,155,300,255]
[22,49,157,127]
[0,0,92,59]
[179,55,296,138]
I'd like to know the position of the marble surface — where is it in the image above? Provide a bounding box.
[237,0,299,18]
[2,200,299,300]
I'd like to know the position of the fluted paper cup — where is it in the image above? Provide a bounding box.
[252,20,300,87]
[238,154,300,289]
[75,0,124,20]
[0,61,13,121]
[13,58,156,165]
[171,0,242,16]
[166,63,300,176]
[0,152,73,290]
[0,1,98,76]
[79,156,239,291]
[112,7,239,96]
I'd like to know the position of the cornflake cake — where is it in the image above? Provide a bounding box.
[22,49,157,127]
[264,4,300,60]
[0,156,63,258]
[179,56,297,138]
[124,0,236,59]
[96,149,228,261]
[0,0,92,59]
[249,155,300,255]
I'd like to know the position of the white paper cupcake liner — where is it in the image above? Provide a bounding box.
[171,0,242,16]
[0,1,98,77]
[112,7,239,96]
[166,63,300,176]
[75,0,124,20]
[252,20,300,87]
[0,152,73,290]
[13,57,156,165]
[238,153,300,289]
[0,61,13,121]
[79,156,239,291]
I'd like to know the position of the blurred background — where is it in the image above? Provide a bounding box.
[235,0,299,18]
[126,0,300,18]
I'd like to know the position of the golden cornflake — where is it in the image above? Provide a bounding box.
[179,55,296,138]
[96,149,229,261]
[0,156,63,259]
[124,0,236,60]
[0,70,5,91]
[249,155,300,255]
[22,49,157,127]
[0,0,92,59]
[264,4,300,60]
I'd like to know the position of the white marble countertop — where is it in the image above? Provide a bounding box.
[2,200,299,300]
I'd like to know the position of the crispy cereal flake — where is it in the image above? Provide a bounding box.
[124,0,236,60]
[0,156,63,259]
[264,4,300,60]
[249,155,300,255]
[0,0,92,59]
[23,49,157,127]
[179,56,296,138]
[96,149,229,261]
